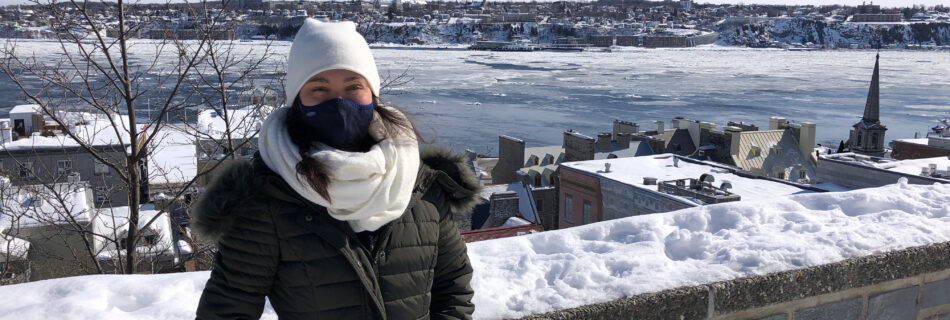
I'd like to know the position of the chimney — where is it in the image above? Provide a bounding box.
[769,117,787,130]
[655,120,665,133]
[612,120,638,140]
[488,191,521,228]
[0,121,11,145]
[799,122,816,163]
[597,133,611,151]
[563,130,595,162]
[727,129,742,156]
[492,135,526,184]
[616,132,631,149]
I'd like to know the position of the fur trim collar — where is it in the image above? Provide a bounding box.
[190,146,482,242]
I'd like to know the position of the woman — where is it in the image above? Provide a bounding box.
[193,19,479,320]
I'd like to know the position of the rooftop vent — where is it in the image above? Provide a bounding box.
[720,180,733,191]
[643,177,657,185]
[604,163,611,173]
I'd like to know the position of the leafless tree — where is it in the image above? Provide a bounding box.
[0,0,277,276]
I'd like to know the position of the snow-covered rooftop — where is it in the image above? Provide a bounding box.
[147,125,198,185]
[0,182,946,319]
[90,204,175,260]
[0,111,134,151]
[0,230,29,262]
[868,155,950,178]
[561,154,818,203]
[9,104,41,115]
[0,182,93,230]
[195,106,270,140]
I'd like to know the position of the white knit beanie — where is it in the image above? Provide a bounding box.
[284,19,381,104]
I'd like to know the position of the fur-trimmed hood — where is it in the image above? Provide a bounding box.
[190,145,482,242]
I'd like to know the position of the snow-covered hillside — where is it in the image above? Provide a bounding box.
[719,18,950,47]
[0,181,948,319]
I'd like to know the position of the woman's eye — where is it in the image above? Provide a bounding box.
[347,85,363,91]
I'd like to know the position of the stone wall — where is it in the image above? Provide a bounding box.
[522,242,950,320]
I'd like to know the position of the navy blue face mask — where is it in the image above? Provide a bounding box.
[300,97,375,151]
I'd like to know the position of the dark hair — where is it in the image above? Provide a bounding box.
[285,96,425,202]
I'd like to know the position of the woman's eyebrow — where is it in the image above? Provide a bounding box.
[344,76,362,82]
[307,77,329,83]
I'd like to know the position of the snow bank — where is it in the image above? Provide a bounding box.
[0,182,947,319]
[0,272,276,320]
[467,180,950,318]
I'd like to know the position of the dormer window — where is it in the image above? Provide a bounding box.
[748,146,761,158]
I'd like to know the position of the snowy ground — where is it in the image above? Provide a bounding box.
[0,181,947,319]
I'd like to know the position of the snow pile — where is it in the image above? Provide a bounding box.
[0,272,277,320]
[0,182,947,319]
[468,181,950,318]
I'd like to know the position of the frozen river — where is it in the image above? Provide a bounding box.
[375,47,950,154]
[1,40,948,155]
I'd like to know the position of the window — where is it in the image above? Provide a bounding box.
[776,171,785,180]
[95,186,109,203]
[534,174,542,187]
[536,199,543,212]
[564,194,573,222]
[583,200,591,224]
[18,162,33,180]
[856,133,863,145]
[95,159,109,175]
[533,156,539,165]
[57,159,72,176]
[144,234,158,246]
[871,133,878,148]
[799,170,807,179]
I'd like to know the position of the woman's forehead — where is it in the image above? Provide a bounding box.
[307,69,366,83]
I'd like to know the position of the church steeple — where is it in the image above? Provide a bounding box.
[862,53,880,123]
[849,54,887,156]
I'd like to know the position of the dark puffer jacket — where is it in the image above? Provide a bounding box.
[192,147,480,320]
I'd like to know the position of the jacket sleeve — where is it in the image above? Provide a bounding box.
[429,185,476,320]
[195,204,280,320]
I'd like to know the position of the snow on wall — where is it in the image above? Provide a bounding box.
[0,181,948,319]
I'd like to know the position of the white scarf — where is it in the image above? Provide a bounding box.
[259,106,420,232]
